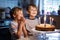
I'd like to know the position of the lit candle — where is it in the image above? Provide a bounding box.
[52,18,54,25]
[44,14,46,27]
[38,17,41,24]
[50,17,52,25]
[44,15,46,22]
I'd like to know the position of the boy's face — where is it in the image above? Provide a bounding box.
[28,6,37,17]
[13,10,23,20]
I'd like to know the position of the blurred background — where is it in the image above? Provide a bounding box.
[0,0,60,40]
[0,0,60,15]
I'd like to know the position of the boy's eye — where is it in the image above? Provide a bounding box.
[30,9,37,11]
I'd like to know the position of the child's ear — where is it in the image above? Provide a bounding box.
[26,11,29,15]
[13,15,16,18]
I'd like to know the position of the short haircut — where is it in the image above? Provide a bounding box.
[10,7,22,19]
[26,4,37,12]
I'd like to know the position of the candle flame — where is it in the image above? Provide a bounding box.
[52,18,54,21]
[44,15,46,21]
[50,17,52,20]
[39,17,40,20]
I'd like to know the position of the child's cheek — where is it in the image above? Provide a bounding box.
[17,16,21,20]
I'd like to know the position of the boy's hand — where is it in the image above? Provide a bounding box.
[21,17,25,23]
[18,17,25,29]
[18,17,25,24]
[17,17,25,38]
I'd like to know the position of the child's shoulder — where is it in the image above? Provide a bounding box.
[10,21,18,26]
[10,21,15,24]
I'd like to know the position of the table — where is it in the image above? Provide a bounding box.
[30,28,60,40]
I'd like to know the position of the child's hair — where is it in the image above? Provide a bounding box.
[26,4,37,12]
[10,7,22,19]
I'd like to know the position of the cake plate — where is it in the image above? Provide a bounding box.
[31,28,60,40]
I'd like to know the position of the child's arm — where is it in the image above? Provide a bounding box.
[10,21,23,39]
[17,17,27,38]
[21,17,28,37]
[22,25,28,37]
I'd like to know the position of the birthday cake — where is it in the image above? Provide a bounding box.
[35,24,55,31]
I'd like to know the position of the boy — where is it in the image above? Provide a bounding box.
[25,4,39,35]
